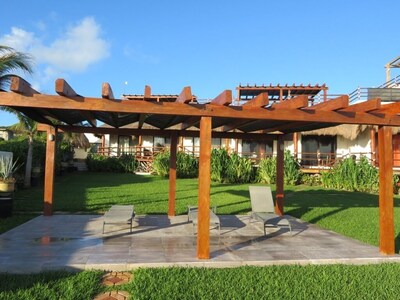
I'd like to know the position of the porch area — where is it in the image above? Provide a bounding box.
[1,214,399,274]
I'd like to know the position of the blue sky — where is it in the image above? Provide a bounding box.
[1,0,400,125]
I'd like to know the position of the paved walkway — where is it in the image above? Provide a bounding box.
[0,214,399,273]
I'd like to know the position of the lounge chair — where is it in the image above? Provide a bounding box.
[187,206,220,235]
[102,205,135,234]
[249,186,292,236]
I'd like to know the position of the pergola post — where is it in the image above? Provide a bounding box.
[275,135,284,216]
[378,126,395,254]
[44,126,57,216]
[370,128,376,166]
[168,133,178,217]
[197,116,212,259]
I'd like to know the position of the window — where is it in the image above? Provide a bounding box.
[301,135,336,166]
[242,140,273,158]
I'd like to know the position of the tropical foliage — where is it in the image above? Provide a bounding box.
[321,156,379,192]
[0,45,35,187]
[86,153,138,173]
[152,151,198,178]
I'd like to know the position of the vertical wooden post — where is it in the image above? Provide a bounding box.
[370,128,376,167]
[168,133,178,217]
[378,126,394,254]
[197,116,212,259]
[293,132,298,159]
[44,126,57,216]
[275,135,284,216]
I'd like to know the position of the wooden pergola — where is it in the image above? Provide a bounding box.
[1,76,400,258]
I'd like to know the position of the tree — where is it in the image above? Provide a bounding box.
[0,45,35,187]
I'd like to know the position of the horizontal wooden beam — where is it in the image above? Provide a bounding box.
[242,93,269,109]
[102,82,115,100]
[305,95,349,111]
[270,95,309,110]
[339,98,381,113]
[56,79,80,97]
[38,124,280,141]
[2,92,400,126]
[374,101,400,114]
[210,90,232,106]
[10,76,39,96]
[175,86,192,104]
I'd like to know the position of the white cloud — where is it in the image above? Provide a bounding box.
[0,27,39,52]
[0,17,110,74]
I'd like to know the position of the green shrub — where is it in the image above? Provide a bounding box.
[256,151,300,185]
[321,156,378,192]
[86,153,138,173]
[225,153,253,183]
[177,152,198,178]
[284,150,301,185]
[152,151,198,178]
[256,156,276,184]
[211,148,230,183]
[152,150,170,177]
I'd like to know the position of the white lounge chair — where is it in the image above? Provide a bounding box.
[187,206,220,235]
[249,186,292,236]
[102,205,135,234]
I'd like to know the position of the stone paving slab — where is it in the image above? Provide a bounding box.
[0,214,399,273]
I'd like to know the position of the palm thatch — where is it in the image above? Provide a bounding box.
[302,124,400,140]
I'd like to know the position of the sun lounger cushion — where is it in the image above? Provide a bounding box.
[103,205,135,234]
[188,206,220,234]
[249,186,292,236]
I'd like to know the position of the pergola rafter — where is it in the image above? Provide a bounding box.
[0,76,398,257]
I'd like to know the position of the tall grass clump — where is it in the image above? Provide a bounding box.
[321,156,378,192]
[256,156,276,184]
[152,151,198,178]
[225,153,253,183]
[152,150,170,177]
[257,151,300,185]
[86,153,138,173]
[177,152,198,178]
[211,148,230,182]
[284,150,301,185]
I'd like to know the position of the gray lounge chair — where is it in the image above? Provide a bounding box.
[249,186,292,236]
[102,205,135,234]
[187,206,220,235]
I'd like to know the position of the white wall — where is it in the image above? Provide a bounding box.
[336,130,371,160]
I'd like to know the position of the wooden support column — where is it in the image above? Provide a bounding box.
[370,128,376,166]
[197,116,212,259]
[275,135,284,216]
[293,132,299,159]
[168,133,178,217]
[378,126,395,254]
[44,126,57,216]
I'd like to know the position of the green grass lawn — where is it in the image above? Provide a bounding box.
[2,172,400,299]
[2,264,400,300]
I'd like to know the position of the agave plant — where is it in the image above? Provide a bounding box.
[0,156,20,183]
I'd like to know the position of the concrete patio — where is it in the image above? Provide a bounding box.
[0,214,399,273]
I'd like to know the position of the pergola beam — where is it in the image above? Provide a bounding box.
[270,95,309,109]
[210,90,232,106]
[10,76,39,96]
[102,82,115,100]
[242,93,269,108]
[2,92,398,126]
[56,79,81,98]
[45,124,279,141]
[175,86,193,104]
